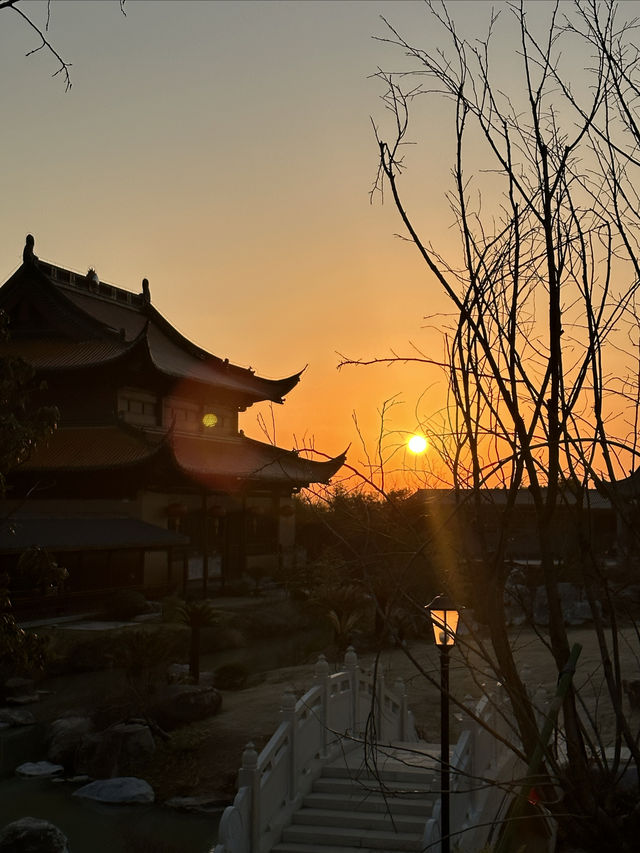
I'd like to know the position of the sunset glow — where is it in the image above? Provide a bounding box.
[0,0,600,489]
[407,435,428,454]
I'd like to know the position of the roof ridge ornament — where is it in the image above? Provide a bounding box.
[23,234,38,266]
[86,268,99,289]
[141,277,151,305]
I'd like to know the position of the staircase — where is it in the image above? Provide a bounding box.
[272,741,440,853]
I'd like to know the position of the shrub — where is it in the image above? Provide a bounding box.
[100,588,149,621]
[234,600,311,639]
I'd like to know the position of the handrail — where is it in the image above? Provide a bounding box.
[214,646,416,853]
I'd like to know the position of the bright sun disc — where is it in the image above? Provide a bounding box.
[408,435,428,454]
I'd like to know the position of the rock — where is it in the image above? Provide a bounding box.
[0,817,69,852]
[533,583,600,626]
[47,717,94,770]
[51,775,90,785]
[0,708,36,727]
[16,761,64,778]
[79,722,155,778]
[3,677,36,698]
[504,582,535,626]
[72,776,154,804]
[165,793,229,813]
[566,600,598,626]
[6,694,40,706]
[167,663,190,683]
[166,663,216,687]
[149,684,222,729]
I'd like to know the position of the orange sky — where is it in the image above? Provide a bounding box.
[2,1,637,491]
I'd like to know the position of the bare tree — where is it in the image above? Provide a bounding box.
[0,0,127,91]
[338,1,640,849]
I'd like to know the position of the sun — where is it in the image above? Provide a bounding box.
[407,434,428,454]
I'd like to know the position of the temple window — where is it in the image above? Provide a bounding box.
[118,388,159,426]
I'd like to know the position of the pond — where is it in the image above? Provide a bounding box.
[0,623,332,850]
[0,776,220,853]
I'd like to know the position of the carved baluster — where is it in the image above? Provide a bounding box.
[344,646,358,736]
[315,653,330,757]
[281,688,297,801]
[376,669,385,740]
[238,741,259,853]
[394,677,407,741]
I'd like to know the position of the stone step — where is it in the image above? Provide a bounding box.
[272,845,419,853]
[272,845,416,853]
[312,775,432,798]
[302,790,434,817]
[291,806,425,834]
[279,824,423,851]
[321,763,438,785]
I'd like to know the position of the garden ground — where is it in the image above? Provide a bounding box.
[21,613,640,804]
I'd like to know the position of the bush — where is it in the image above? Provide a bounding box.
[61,632,119,672]
[100,588,149,621]
[233,600,311,639]
[45,625,188,676]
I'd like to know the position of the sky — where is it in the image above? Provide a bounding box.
[0,0,618,489]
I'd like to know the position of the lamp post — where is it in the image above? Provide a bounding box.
[427,595,460,853]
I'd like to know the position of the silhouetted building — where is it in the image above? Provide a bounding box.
[0,236,344,607]
[409,486,616,585]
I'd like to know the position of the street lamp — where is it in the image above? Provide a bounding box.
[427,594,460,853]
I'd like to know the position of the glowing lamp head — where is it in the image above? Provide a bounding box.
[202,413,218,428]
[408,434,428,454]
[426,594,460,646]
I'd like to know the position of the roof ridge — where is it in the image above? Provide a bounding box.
[39,259,145,310]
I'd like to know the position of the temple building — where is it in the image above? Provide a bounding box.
[0,236,344,606]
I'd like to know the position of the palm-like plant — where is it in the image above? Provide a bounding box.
[167,599,217,684]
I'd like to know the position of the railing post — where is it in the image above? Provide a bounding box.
[376,670,385,740]
[394,677,407,741]
[344,646,358,736]
[314,654,330,757]
[280,688,297,801]
[238,741,259,853]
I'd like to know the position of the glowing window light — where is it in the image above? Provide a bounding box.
[202,413,218,428]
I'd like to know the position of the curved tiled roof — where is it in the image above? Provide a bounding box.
[20,425,164,471]
[0,515,188,553]
[170,433,346,487]
[1,259,302,404]
[0,337,131,369]
[18,423,345,487]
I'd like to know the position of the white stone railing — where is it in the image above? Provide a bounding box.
[213,646,417,853]
[422,684,535,853]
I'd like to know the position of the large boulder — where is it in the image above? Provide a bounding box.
[47,716,94,770]
[3,677,36,699]
[149,684,222,729]
[78,722,155,778]
[504,582,535,626]
[72,776,154,804]
[0,817,69,852]
[166,664,216,687]
[15,761,64,778]
[533,582,601,626]
[0,708,36,727]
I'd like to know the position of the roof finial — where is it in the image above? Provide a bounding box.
[23,234,38,265]
[141,278,150,305]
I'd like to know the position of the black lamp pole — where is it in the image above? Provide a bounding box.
[440,641,450,853]
[427,594,460,853]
